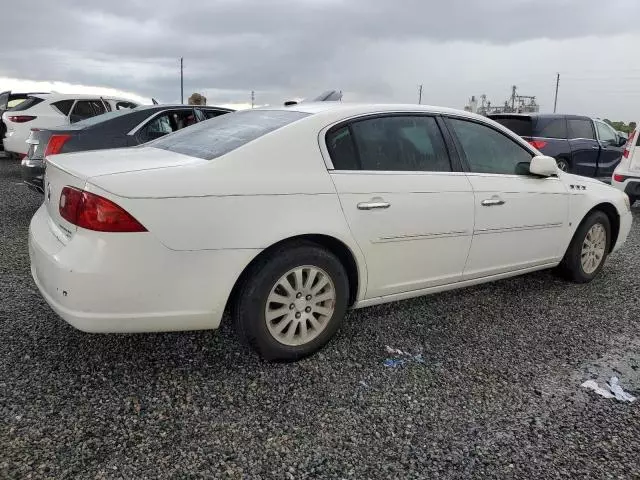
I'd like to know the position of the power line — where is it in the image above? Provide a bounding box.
[180,57,184,105]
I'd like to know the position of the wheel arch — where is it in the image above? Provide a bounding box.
[225,234,364,315]
[581,202,620,252]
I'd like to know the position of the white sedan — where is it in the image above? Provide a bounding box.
[29,103,633,360]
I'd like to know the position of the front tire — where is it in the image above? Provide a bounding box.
[555,158,571,173]
[233,241,349,361]
[558,211,611,283]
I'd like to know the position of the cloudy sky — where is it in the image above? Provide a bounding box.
[2,0,640,119]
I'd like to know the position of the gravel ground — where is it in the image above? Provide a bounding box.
[1,158,639,479]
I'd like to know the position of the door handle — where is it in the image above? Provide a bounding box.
[481,198,505,207]
[357,201,391,210]
[592,146,600,150]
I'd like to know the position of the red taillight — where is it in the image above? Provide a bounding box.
[528,139,548,150]
[623,149,629,159]
[44,134,71,156]
[7,115,36,123]
[59,187,147,233]
[613,173,626,183]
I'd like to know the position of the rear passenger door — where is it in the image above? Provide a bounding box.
[567,118,599,177]
[324,114,475,299]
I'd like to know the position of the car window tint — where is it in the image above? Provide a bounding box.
[116,101,137,110]
[71,101,97,121]
[91,100,107,116]
[448,118,533,175]
[490,116,533,137]
[596,121,617,143]
[51,99,74,116]
[535,117,567,139]
[139,113,174,142]
[345,116,450,171]
[151,109,309,160]
[203,109,229,119]
[326,126,359,169]
[567,119,595,140]
[8,96,45,112]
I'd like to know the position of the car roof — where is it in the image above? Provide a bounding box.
[38,93,140,102]
[488,112,592,120]
[135,104,234,111]
[265,102,488,121]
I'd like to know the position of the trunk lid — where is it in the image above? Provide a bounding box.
[45,146,205,180]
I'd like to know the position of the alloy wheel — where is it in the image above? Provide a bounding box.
[581,223,606,274]
[264,266,336,346]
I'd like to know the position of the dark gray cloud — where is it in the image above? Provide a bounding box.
[2,0,639,109]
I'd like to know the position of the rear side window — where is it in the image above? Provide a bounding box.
[534,117,567,139]
[150,109,310,160]
[51,100,74,116]
[326,127,359,169]
[8,96,45,112]
[329,115,450,171]
[202,109,229,119]
[490,116,533,137]
[567,119,595,140]
[116,101,137,110]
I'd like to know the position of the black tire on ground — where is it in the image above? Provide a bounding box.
[557,210,611,283]
[233,240,349,361]
[555,157,571,173]
[628,196,639,207]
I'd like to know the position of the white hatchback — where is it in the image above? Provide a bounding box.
[29,104,633,360]
[2,93,138,157]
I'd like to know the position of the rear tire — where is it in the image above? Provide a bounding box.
[629,196,638,207]
[233,241,349,361]
[557,211,611,283]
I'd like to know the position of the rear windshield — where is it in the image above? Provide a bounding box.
[150,109,310,160]
[490,116,533,137]
[8,96,46,112]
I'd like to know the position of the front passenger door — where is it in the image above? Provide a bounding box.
[445,117,569,280]
[326,114,475,299]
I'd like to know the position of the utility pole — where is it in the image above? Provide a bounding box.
[511,85,517,111]
[251,90,255,109]
[553,73,560,113]
[418,84,423,105]
[180,57,184,104]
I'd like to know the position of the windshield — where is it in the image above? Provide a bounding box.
[150,109,310,160]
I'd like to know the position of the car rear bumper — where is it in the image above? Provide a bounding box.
[28,204,259,333]
[21,158,45,193]
[3,132,28,155]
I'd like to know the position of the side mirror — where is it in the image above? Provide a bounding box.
[618,135,628,147]
[529,155,558,177]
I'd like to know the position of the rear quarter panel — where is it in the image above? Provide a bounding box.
[86,118,363,253]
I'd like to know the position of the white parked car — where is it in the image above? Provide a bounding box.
[2,93,138,157]
[29,104,633,360]
[612,127,640,204]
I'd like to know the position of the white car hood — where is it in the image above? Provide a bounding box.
[46,147,206,181]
